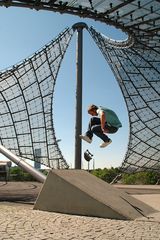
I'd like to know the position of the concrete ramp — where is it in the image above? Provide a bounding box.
[34,170,156,220]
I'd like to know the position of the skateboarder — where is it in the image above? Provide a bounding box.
[80,104,122,148]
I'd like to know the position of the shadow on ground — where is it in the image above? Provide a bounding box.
[1,181,160,205]
[0,181,42,204]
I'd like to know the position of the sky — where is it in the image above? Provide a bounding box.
[0,6,129,169]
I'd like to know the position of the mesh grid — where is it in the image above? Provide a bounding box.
[0,0,160,172]
[88,26,160,173]
[0,27,74,169]
[0,1,159,50]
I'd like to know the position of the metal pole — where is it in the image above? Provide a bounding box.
[72,22,87,169]
[0,144,46,183]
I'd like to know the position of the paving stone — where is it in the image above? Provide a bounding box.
[0,196,160,240]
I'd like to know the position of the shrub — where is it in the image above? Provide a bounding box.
[121,171,158,184]
[91,167,120,183]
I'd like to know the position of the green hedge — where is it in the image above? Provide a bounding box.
[91,167,121,183]
[9,166,160,184]
[122,171,158,185]
[91,168,159,184]
[9,166,48,181]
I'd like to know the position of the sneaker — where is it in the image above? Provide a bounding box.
[100,139,112,148]
[79,135,92,143]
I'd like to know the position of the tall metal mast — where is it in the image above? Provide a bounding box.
[72,22,88,169]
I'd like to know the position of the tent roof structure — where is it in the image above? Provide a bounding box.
[0,1,159,172]
[0,0,159,48]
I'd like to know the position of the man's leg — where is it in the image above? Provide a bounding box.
[85,117,101,139]
[80,119,117,147]
[98,124,118,148]
[91,125,112,148]
[91,125,110,142]
[80,117,101,143]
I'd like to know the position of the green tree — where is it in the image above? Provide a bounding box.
[10,166,35,181]
[91,167,159,185]
[121,171,158,184]
[91,167,120,183]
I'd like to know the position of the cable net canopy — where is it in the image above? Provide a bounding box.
[0,1,160,172]
[0,1,159,50]
[0,27,74,169]
[88,26,160,173]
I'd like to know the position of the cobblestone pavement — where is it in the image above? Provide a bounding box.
[0,202,160,240]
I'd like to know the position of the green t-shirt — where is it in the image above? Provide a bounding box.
[97,106,122,128]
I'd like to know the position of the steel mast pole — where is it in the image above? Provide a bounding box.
[72,23,87,169]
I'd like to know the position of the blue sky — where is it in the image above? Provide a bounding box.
[0,7,129,169]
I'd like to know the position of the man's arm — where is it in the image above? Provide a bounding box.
[100,111,106,131]
[100,110,109,133]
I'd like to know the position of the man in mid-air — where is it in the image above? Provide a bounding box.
[80,104,122,148]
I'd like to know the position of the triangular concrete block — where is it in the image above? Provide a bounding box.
[34,170,156,220]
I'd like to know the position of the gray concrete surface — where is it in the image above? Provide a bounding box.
[0,181,160,240]
[133,194,160,211]
[34,170,156,220]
